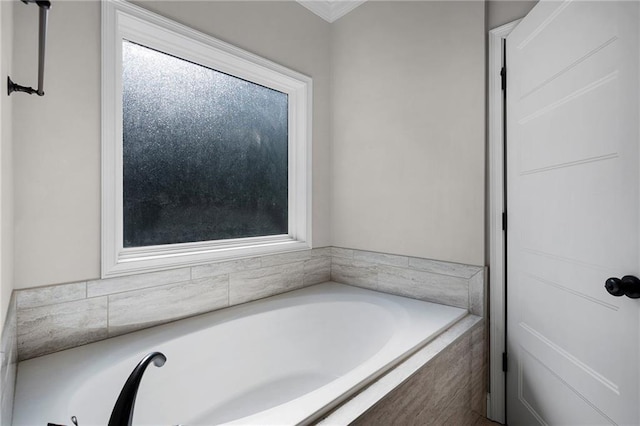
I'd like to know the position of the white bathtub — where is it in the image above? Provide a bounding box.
[13,282,467,426]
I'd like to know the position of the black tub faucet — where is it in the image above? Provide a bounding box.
[108,352,167,426]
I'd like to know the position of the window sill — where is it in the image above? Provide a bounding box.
[102,237,311,278]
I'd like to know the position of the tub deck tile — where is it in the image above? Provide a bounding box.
[352,250,409,268]
[408,257,483,279]
[331,257,378,289]
[87,268,191,297]
[377,265,469,309]
[17,297,108,360]
[469,269,486,316]
[260,248,331,268]
[330,247,354,258]
[303,257,331,285]
[260,250,314,268]
[229,262,304,305]
[108,275,229,336]
[191,257,262,280]
[16,282,86,309]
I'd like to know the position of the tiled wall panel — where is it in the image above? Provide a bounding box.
[17,297,108,359]
[1,295,17,426]
[331,247,485,313]
[108,275,229,337]
[229,262,304,305]
[12,247,484,361]
[14,248,332,360]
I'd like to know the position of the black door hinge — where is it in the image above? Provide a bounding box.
[502,212,507,231]
[502,352,508,372]
[500,66,506,91]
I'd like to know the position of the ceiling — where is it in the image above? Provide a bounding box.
[296,0,367,23]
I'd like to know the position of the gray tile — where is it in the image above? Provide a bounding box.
[471,347,487,415]
[353,250,409,268]
[17,297,108,360]
[353,366,437,426]
[331,257,377,289]
[1,294,16,362]
[310,247,331,257]
[408,257,483,279]
[0,352,5,385]
[303,256,331,285]
[1,294,16,426]
[377,265,469,308]
[470,320,485,345]
[259,248,331,268]
[319,316,481,426]
[16,281,86,309]
[1,358,15,426]
[229,262,304,305]
[191,257,261,280]
[470,322,486,375]
[87,268,191,297]
[331,247,354,258]
[469,269,486,316]
[353,324,477,426]
[108,275,229,336]
[430,334,472,410]
[260,250,314,267]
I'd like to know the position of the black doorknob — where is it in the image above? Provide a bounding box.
[605,275,640,299]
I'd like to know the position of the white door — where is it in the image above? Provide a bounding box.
[506,1,639,424]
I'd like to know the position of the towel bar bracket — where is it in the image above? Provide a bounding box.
[7,77,40,96]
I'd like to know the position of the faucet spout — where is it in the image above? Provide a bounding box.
[108,352,167,426]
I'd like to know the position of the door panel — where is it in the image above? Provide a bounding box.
[519,161,630,267]
[519,347,616,425]
[506,1,639,424]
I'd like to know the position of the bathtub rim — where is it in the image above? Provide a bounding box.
[12,281,470,426]
[221,284,469,425]
[315,314,483,425]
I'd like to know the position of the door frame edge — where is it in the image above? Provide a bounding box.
[488,18,521,424]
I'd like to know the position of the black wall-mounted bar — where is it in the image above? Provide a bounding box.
[7,0,51,96]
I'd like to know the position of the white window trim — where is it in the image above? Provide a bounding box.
[101,0,312,278]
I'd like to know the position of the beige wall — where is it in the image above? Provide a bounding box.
[487,0,537,29]
[11,0,489,289]
[1,0,14,328]
[331,1,486,266]
[12,1,332,289]
[13,1,101,290]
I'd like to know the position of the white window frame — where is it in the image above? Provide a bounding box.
[101,0,312,278]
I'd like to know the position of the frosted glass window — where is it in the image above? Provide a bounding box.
[122,41,288,247]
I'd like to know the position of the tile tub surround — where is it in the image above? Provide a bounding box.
[1,294,18,426]
[331,247,486,316]
[15,247,331,360]
[318,316,486,425]
[13,247,484,361]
